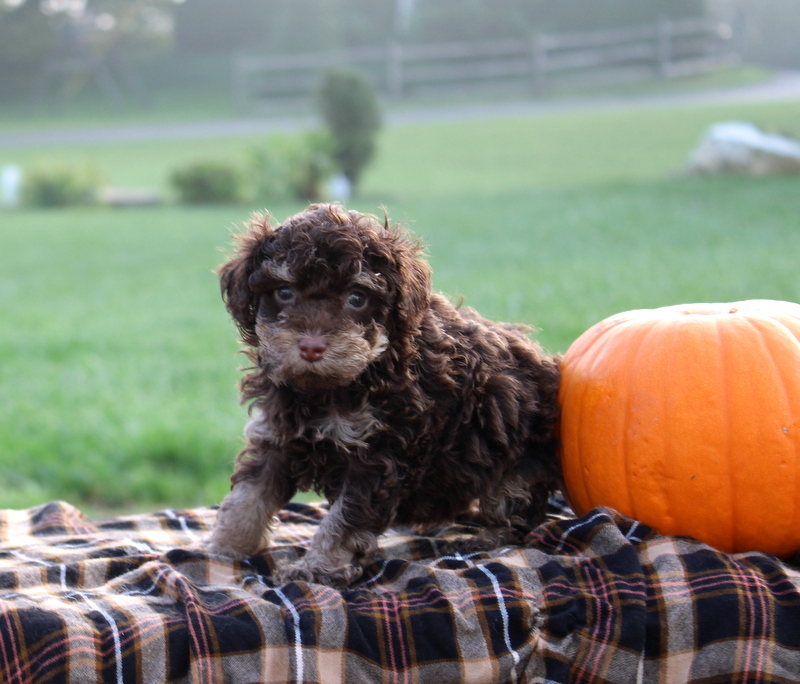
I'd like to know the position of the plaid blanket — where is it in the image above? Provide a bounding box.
[1,496,799,683]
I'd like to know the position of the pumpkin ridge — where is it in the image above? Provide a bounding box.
[621,317,663,527]
[569,320,624,514]
[714,314,736,553]
[657,319,681,535]
[750,315,800,554]
[567,345,594,514]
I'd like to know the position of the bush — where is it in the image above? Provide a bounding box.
[249,131,334,203]
[22,160,102,208]
[170,161,242,204]
[317,68,381,193]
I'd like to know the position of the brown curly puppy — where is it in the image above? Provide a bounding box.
[207,203,561,585]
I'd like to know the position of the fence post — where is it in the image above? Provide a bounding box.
[387,41,404,98]
[530,31,548,94]
[656,17,672,78]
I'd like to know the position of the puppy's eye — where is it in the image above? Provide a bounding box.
[347,291,367,309]
[275,286,295,304]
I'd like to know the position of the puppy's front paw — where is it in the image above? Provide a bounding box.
[273,558,363,587]
[273,559,315,584]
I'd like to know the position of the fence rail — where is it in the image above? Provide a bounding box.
[233,17,740,111]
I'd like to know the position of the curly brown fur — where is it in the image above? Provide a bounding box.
[206,203,561,586]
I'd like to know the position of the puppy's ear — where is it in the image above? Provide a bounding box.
[217,213,275,347]
[396,251,431,328]
[385,231,432,338]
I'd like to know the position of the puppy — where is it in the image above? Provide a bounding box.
[207,203,561,585]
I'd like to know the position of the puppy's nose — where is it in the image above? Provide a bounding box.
[298,337,327,362]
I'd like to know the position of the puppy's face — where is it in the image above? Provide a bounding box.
[220,205,432,391]
[249,260,390,389]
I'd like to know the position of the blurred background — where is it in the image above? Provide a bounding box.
[0,0,798,514]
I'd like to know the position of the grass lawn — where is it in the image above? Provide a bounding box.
[4,98,800,199]
[1,95,799,513]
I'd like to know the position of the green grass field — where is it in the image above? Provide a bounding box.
[1,95,799,513]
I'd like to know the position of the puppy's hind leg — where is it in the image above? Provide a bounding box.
[206,450,295,560]
[437,480,539,556]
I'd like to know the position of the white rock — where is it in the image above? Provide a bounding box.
[326,173,352,202]
[1,165,22,208]
[686,121,800,176]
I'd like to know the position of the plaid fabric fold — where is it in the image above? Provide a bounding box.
[0,496,799,683]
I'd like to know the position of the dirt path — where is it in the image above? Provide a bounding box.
[1,71,798,150]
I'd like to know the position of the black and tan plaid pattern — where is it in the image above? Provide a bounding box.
[0,496,799,683]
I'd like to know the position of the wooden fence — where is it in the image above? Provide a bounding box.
[233,17,741,111]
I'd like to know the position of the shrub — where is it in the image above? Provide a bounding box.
[170,161,242,204]
[249,131,334,203]
[317,68,381,193]
[22,160,102,208]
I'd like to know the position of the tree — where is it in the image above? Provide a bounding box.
[317,68,382,194]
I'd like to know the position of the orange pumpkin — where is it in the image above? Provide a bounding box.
[559,300,800,557]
